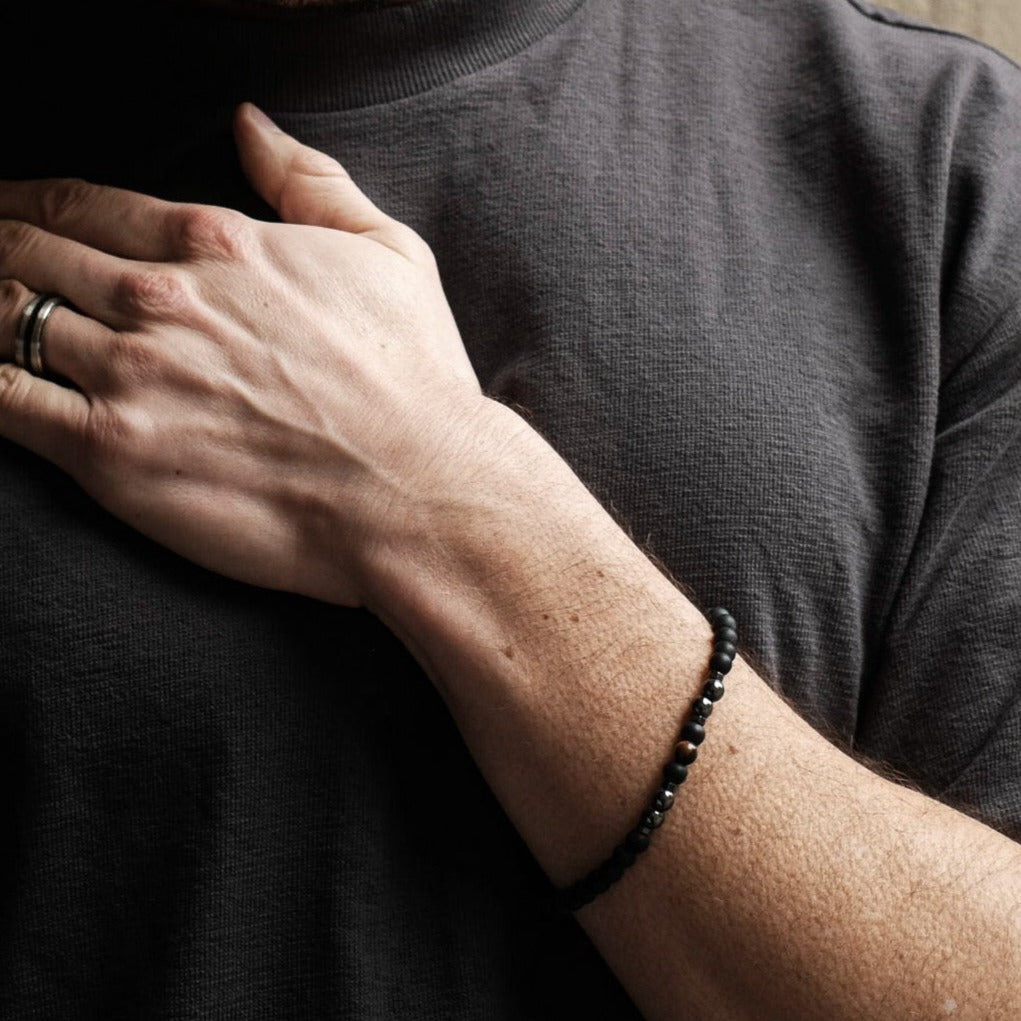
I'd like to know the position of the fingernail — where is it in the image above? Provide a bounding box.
[245,103,280,133]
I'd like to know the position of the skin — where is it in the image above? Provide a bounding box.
[0,105,1018,1019]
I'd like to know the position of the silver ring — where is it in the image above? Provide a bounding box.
[14,292,47,370]
[29,295,67,376]
[14,292,67,378]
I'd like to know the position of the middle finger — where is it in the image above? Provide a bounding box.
[0,218,188,331]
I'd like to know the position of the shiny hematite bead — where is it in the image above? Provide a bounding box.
[643,809,666,829]
[704,677,726,702]
[692,695,714,719]
[653,789,675,813]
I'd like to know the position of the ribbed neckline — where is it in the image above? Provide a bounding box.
[125,0,587,112]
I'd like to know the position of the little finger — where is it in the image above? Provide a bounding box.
[0,357,91,473]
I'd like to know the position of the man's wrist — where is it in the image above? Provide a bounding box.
[356,395,568,617]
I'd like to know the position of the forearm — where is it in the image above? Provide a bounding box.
[364,398,1021,1021]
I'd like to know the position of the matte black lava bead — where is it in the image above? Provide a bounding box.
[612,846,637,869]
[681,720,706,745]
[710,608,735,633]
[709,651,733,674]
[664,761,689,784]
[714,626,738,646]
[712,640,737,660]
[602,861,626,884]
[625,829,651,853]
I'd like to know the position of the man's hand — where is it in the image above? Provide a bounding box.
[0,103,488,604]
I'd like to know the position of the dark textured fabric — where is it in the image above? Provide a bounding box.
[2,0,1020,1017]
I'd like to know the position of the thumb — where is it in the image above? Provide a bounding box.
[233,102,398,242]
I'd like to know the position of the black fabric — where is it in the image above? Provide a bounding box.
[2,0,1020,1016]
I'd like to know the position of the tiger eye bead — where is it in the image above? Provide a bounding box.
[674,740,699,765]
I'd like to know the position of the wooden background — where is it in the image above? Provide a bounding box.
[879,0,1020,64]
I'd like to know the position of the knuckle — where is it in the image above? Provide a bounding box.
[38,177,95,228]
[114,267,192,319]
[290,146,345,180]
[390,224,437,268]
[174,204,251,261]
[80,403,137,468]
[0,277,32,340]
[104,331,161,384]
[0,277,30,308]
[0,362,33,411]
[0,220,39,270]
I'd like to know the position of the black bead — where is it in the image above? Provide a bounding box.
[690,712,707,727]
[709,651,733,675]
[560,886,589,912]
[692,695,714,718]
[664,761,688,785]
[681,720,706,745]
[704,677,726,702]
[643,809,665,829]
[709,609,736,631]
[714,626,738,646]
[602,861,626,884]
[591,871,613,895]
[653,789,675,813]
[625,829,651,853]
[612,845,636,869]
[712,639,737,660]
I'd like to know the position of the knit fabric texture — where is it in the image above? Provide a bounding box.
[1,0,1020,1016]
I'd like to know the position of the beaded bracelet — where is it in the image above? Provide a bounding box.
[554,606,737,912]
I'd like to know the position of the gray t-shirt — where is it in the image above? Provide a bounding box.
[1,0,1019,1016]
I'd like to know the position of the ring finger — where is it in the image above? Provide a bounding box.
[0,278,115,392]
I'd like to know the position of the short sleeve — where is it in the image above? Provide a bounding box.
[855,47,1021,840]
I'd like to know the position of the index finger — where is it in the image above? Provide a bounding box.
[0,178,187,262]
